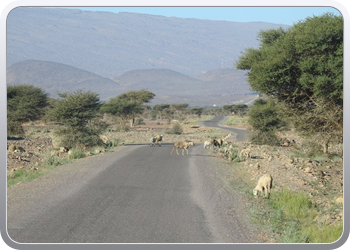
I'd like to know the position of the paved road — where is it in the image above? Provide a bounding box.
[199,116,249,141]
[7,117,256,244]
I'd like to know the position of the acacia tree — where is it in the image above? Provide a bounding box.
[45,90,104,148]
[7,84,48,136]
[105,89,155,127]
[117,89,155,104]
[236,13,343,153]
[153,104,170,120]
[222,104,248,116]
[191,107,204,118]
[170,103,189,120]
[100,97,144,129]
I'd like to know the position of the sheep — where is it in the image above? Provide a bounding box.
[239,148,251,158]
[8,145,26,153]
[212,139,222,148]
[150,137,156,147]
[253,174,273,198]
[156,134,163,146]
[170,141,195,155]
[203,140,212,149]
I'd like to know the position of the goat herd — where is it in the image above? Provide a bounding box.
[149,134,273,199]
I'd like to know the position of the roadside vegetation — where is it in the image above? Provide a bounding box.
[219,113,343,243]
[7,13,342,243]
[225,14,342,243]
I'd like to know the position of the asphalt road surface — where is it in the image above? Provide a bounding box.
[7,117,257,244]
[199,116,249,142]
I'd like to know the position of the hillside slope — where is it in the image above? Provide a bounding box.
[7,60,255,106]
[6,60,121,99]
[7,7,289,78]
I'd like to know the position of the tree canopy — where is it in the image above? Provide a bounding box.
[100,98,143,119]
[237,14,342,106]
[46,90,101,129]
[236,13,343,151]
[117,89,155,104]
[100,90,154,127]
[7,84,49,135]
[7,84,49,123]
[45,90,104,148]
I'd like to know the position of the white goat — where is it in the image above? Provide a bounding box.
[203,140,212,149]
[171,141,195,155]
[253,174,273,198]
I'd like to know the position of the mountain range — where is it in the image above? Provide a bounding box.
[7,60,256,106]
[6,7,289,106]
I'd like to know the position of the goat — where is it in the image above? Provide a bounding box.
[253,174,273,198]
[156,135,163,146]
[203,140,212,149]
[150,137,156,147]
[212,139,222,148]
[170,141,195,155]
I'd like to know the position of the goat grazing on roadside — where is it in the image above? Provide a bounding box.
[203,140,212,149]
[156,135,163,146]
[253,174,273,199]
[211,139,223,148]
[171,141,195,155]
[150,137,157,147]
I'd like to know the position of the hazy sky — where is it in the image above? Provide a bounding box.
[61,6,341,25]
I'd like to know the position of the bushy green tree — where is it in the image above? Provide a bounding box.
[170,103,189,120]
[46,90,104,148]
[100,97,144,128]
[153,104,170,120]
[222,104,248,116]
[247,99,286,145]
[7,84,49,136]
[191,107,204,118]
[101,89,155,127]
[236,13,343,152]
[117,89,155,103]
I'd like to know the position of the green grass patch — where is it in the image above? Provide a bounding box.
[7,168,43,187]
[270,189,317,220]
[249,188,343,243]
[304,222,343,243]
[226,116,248,127]
[67,148,87,160]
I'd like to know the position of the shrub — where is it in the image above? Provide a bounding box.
[167,122,183,134]
[247,99,287,145]
[249,130,281,146]
[43,155,68,167]
[68,148,87,160]
[7,84,48,136]
[46,90,104,148]
[106,138,121,148]
[7,120,24,136]
[51,126,103,149]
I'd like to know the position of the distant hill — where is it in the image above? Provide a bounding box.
[114,69,203,94]
[7,7,290,78]
[6,60,121,99]
[7,60,256,106]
